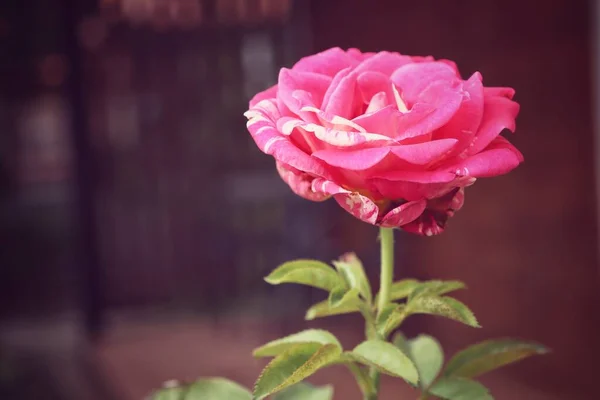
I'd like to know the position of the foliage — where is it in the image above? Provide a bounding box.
[150,252,547,400]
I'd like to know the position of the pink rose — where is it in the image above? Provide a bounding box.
[244,47,522,236]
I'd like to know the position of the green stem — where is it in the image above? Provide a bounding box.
[366,227,395,399]
[377,227,395,317]
[346,363,377,400]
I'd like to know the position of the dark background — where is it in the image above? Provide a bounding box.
[0,0,598,399]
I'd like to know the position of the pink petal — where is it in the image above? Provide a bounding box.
[390,138,458,164]
[401,188,466,236]
[322,68,358,119]
[274,116,321,152]
[347,48,372,61]
[390,61,459,105]
[278,68,332,115]
[372,180,456,201]
[353,105,401,137]
[312,147,390,170]
[451,136,523,178]
[380,200,427,228]
[300,106,366,132]
[245,99,332,179]
[438,59,461,76]
[372,169,456,183]
[353,51,414,75]
[249,84,278,107]
[433,72,485,153]
[410,55,435,63]
[247,98,281,120]
[484,87,515,99]
[357,71,395,105]
[293,47,359,77]
[395,85,462,142]
[466,95,520,156]
[276,162,330,202]
[311,178,380,225]
[365,92,389,113]
[371,174,474,202]
[276,117,304,135]
[301,124,393,148]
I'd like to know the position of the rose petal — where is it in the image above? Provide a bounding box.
[392,83,409,112]
[395,85,462,142]
[245,99,332,179]
[433,72,484,154]
[390,61,459,105]
[451,136,523,178]
[354,51,414,75]
[249,84,278,107]
[301,123,393,148]
[278,69,332,115]
[370,167,460,201]
[311,178,379,224]
[245,98,280,120]
[301,106,366,132]
[380,200,427,228]
[365,92,389,113]
[275,115,320,153]
[373,180,455,201]
[371,169,456,183]
[312,147,390,170]
[357,71,395,105]
[353,105,401,137]
[371,174,474,201]
[276,117,304,135]
[402,188,465,236]
[410,55,435,63]
[347,48,374,61]
[438,59,461,76]
[484,87,515,99]
[322,68,358,119]
[276,161,330,202]
[390,138,458,164]
[293,47,359,77]
[465,95,520,156]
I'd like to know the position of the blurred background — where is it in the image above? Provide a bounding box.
[0,0,599,399]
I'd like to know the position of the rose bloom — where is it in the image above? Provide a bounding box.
[244,48,522,236]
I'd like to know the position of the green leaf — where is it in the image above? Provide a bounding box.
[375,279,466,304]
[387,279,420,301]
[149,381,186,400]
[444,339,549,379]
[185,378,253,400]
[253,329,341,358]
[253,343,341,400]
[348,340,418,385]
[272,382,334,400]
[150,378,252,400]
[342,361,377,397]
[391,332,410,355]
[328,286,360,308]
[377,305,407,337]
[378,296,478,337]
[429,377,493,400]
[375,303,398,327]
[332,252,372,304]
[408,335,444,389]
[406,296,480,328]
[264,260,342,291]
[408,280,466,301]
[304,299,361,320]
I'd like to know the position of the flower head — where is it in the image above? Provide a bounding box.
[244,48,522,235]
